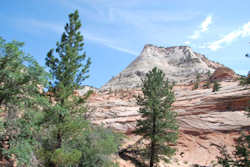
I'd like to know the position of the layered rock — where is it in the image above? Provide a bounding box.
[88,81,250,166]
[89,82,250,133]
[210,67,238,81]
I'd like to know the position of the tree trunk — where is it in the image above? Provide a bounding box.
[56,99,64,149]
[149,141,155,167]
[150,112,156,167]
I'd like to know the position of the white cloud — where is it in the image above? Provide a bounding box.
[189,15,212,39]
[201,15,212,32]
[184,41,191,45]
[207,21,250,51]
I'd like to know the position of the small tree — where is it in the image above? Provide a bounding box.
[212,81,221,92]
[216,116,250,167]
[239,54,250,85]
[203,71,211,89]
[135,67,178,167]
[239,75,250,85]
[193,73,200,90]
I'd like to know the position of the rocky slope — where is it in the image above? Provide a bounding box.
[84,45,249,166]
[88,81,250,166]
[90,81,250,131]
[101,45,223,90]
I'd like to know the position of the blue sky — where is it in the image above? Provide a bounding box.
[1,0,250,88]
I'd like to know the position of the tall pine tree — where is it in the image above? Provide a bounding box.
[43,10,120,167]
[45,9,91,149]
[135,67,179,167]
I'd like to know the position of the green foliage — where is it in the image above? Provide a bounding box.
[193,82,199,90]
[42,10,120,167]
[246,103,250,118]
[46,10,91,101]
[0,36,50,166]
[239,75,250,86]
[216,134,250,167]
[233,134,250,166]
[216,103,250,167]
[39,119,121,167]
[44,8,91,152]
[212,81,221,92]
[135,67,179,167]
[51,148,82,166]
[77,126,121,167]
[216,145,234,167]
[203,71,212,89]
[193,73,201,90]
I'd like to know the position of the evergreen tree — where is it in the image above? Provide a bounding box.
[212,81,221,92]
[135,67,178,167]
[239,74,250,85]
[216,123,250,167]
[43,10,119,167]
[193,73,200,90]
[45,9,91,151]
[203,71,211,89]
[239,54,250,85]
[0,37,50,166]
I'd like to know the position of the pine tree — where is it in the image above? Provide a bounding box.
[212,81,221,92]
[193,73,200,90]
[45,9,91,151]
[239,55,250,85]
[203,71,211,89]
[0,37,50,166]
[135,67,178,167]
[216,128,250,167]
[43,10,119,167]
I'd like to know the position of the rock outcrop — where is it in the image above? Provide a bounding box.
[210,67,237,81]
[101,45,223,90]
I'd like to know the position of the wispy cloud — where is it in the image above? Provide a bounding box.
[184,41,191,45]
[189,15,212,39]
[84,32,138,55]
[201,15,212,32]
[17,18,138,56]
[60,0,200,47]
[207,21,250,51]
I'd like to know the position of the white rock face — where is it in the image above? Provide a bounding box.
[101,45,223,90]
[76,86,97,96]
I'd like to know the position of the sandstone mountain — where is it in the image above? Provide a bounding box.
[101,45,223,90]
[84,45,249,166]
